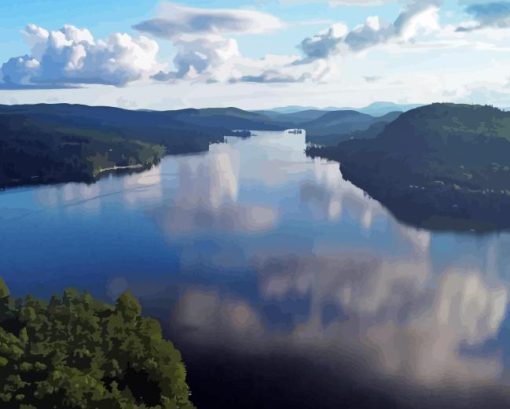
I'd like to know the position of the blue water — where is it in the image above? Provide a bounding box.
[2,131,510,408]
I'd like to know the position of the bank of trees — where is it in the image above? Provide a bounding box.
[0,277,194,409]
[307,103,510,230]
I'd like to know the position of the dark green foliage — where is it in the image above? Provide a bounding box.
[0,113,166,189]
[0,280,194,409]
[0,279,9,299]
[307,103,510,230]
[0,104,280,189]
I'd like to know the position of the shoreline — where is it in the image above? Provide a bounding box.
[93,163,144,177]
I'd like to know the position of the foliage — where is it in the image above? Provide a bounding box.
[0,113,166,188]
[0,280,195,409]
[0,279,9,299]
[307,103,510,230]
[0,104,263,189]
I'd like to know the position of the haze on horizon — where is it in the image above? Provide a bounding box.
[1,0,510,110]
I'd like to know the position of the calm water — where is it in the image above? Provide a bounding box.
[2,131,510,408]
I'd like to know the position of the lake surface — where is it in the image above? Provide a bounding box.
[2,131,510,408]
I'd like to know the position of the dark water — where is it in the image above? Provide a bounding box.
[2,131,510,408]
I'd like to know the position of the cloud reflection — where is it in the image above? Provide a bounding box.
[169,248,508,395]
[34,165,164,211]
[301,159,386,228]
[152,141,278,234]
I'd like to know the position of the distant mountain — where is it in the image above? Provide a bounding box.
[167,107,281,130]
[253,108,403,145]
[352,102,421,116]
[263,106,337,114]
[307,103,510,231]
[304,110,402,145]
[307,112,401,146]
[254,109,328,124]
[263,102,421,116]
[304,110,375,136]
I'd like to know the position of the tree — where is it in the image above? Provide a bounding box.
[0,278,9,299]
[0,277,195,409]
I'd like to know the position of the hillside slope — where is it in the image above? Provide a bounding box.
[0,104,286,189]
[308,103,510,230]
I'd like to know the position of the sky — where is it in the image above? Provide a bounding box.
[1,0,510,110]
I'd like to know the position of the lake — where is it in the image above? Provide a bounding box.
[2,131,510,408]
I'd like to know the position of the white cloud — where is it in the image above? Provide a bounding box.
[134,2,320,84]
[134,2,293,83]
[153,36,241,81]
[457,2,510,32]
[134,2,285,39]
[134,2,334,84]
[299,0,441,60]
[1,24,163,88]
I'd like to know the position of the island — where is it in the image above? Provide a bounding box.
[307,103,510,231]
[0,277,194,409]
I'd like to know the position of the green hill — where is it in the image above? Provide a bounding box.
[307,103,510,231]
[0,104,288,189]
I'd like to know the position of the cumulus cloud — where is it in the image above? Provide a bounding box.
[134,2,295,83]
[153,36,241,81]
[299,0,441,61]
[0,24,163,88]
[135,2,333,84]
[457,1,510,32]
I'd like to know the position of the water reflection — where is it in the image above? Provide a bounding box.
[1,131,510,408]
[152,143,277,234]
[301,160,386,228]
[168,249,510,407]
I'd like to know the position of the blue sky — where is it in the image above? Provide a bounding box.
[1,0,510,109]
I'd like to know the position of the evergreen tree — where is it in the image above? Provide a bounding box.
[0,277,194,409]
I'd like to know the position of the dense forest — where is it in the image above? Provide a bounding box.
[0,103,400,189]
[0,277,194,409]
[0,114,167,188]
[0,104,285,188]
[0,104,236,188]
[308,103,510,230]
